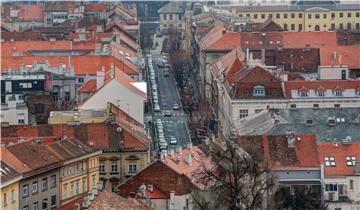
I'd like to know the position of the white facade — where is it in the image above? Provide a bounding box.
[319,66,349,80]
[79,79,146,125]
[323,176,360,210]
[218,86,360,136]
[159,13,185,33]
[1,94,28,125]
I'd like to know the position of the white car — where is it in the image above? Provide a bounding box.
[154,104,161,112]
[153,95,158,100]
[170,137,177,145]
[156,119,162,123]
[173,103,179,110]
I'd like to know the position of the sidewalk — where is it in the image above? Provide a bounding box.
[151,34,166,56]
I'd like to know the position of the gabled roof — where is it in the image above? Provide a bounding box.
[158,2,185,14]
[1,32,43,41]
[199,23,227,50]
[320,46,360,69]
[236,134,320,169]
[78,79,97,93]
[284,80,360,98]
[256,19,285,32]
[0,161,22,186]
[85,3,107,12]
[317,141,360,176]
[114,67,146,98]
[209,47,246,79]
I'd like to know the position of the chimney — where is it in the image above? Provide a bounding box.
[96,69,105,90]
[286,131,296,148]
[115,34,121,44]
[261,49,265,63]
[332,50,337,60]
[246,48,250,61]
[185,153,192,165]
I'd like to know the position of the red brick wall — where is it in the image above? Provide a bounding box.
[117,161,194,197]
[276,48,319,72]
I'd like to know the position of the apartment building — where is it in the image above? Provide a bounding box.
[0,161,23,210]
[158,2,185,34]
[215,0,360,31]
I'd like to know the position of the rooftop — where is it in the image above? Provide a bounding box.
[158,2,185,14]
[78,79,97,93]
[236,108,360,141]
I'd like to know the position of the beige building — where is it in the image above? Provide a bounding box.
[158,2,185,34]
[214,0,360,31]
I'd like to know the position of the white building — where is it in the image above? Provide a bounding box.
[1,94,28,125]
[158,2,185,34]
[78,68,147,125]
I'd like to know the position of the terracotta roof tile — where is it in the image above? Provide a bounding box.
[317,141,360,176]
[78,79,97,93]
[200,23,227,50]
[320,46,360,69]
[284,80,360,98]
[16,4,44,21]
[85,3,107,12]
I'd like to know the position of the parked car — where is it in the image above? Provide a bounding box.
[164,111,172,117]
[170,137,177,145]
[173,103,179,110]
[154,104,161,112]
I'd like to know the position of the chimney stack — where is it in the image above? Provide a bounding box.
[115,34,121,44]
[185,153,192,165]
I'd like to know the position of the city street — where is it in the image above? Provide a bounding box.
[148,55,191,152]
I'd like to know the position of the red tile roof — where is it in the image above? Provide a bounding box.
[17,4,44,21]
[284,80,360,98]
[320,46,360,69]
[114,67,146,98]
[0,147,31,173]
[199,23,227,50]
[78,79,97,93]
[85,3,107,12]
[236,134,320,169]
[144,187,168,199]
[208,32,241,50]
[317,141,360,176]
[282,31,338,48]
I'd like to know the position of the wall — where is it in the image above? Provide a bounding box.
[1,181,20,210]
[319,66,349,80]
[19,170,60,210]
[1,94,28,125]
[79,80,145,124]
[159,13,184,33]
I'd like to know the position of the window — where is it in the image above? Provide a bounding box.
[3,193,7,207]
[32,182,38,194]
[23,184,29,197]
[299,24,303,31]
[49,175,56,189]
[99,162,105,172]
[92,175,96,188]
[178,24,182,28]
[276,13,280,19]
[357,23,360,30]
[282,13,287,18]
[334,104,341,108]
[23,205,29,210]
[32,202,38,210]
[340,13,343,18]
[323,14,327,19]
[347,23,351,30]
[348,13,351,18]
[339,23,344,29]
[261,14,265,19]
[324,156,336,167]
[331,23,336,29]
[313,104,319,108]
[239,109,248,119]
[19,83,32,89]
[255,109,263,113]
[254,14,257,19]
[75,180,79,194]
[308,14,311,19]
[291,24,295,30]
[53,92,59,101]
[34,104,44,114]
[163,14,166,20]
[315,14,320,19]
[290,104,296,109]
[317,91,325,97]
[51,195,56,206]
[42,178,48,191]
[128,163,137,173]
[268,14,272,19]
[70,183,74,195]
[82,177,87,192]
[346,156,357,166]
[300,91,308,97]
[246,14,250,17]
[42,198,48,210]
[64,184,68,199]
[335,91,343,96]
[78,78,84,83]
[238,14,243,17]
[179,14,182,20]
[170,14,173,20]
[350,180,354,191]
[19,95,24,100]
[253,86,265,96]
[306,119,313,125]
[325,184,337,191]
[299,13,302,18]
[284,24,288,30]
[331,13,335,18]
[18,119,25,124]
[111,162,118,172]
[291,13,295,18]
[11,189,15,202]
[64,92,70,101]
[357,12,360,17]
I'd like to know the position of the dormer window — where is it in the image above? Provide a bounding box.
[346,156,357,166]
[253,85,265,96]
[317,91,325,97]
[298,86,308,97]
[334,90,343,96]
[324,156,336,167]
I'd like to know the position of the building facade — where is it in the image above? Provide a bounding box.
[158,2,185,34]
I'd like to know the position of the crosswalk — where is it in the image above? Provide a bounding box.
[153,112,185,116]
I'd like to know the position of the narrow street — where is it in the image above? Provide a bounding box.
[147,36,191,154]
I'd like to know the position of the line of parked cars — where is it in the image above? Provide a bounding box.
[149,58,161,112]
[156,119,167,151]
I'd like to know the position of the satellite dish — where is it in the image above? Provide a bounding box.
[116,127,122,133]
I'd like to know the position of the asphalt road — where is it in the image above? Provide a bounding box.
[150,56,191,151]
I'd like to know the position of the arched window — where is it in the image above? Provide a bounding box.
[315,25,320,31]
[253,85,265,96]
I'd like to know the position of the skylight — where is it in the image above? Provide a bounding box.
[324,156,336,167]
[346,156,356,166]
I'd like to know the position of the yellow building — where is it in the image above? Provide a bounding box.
[220,1,360,31]
[48,109,109,124]
[45,138,102,205]
[0,161,22,210]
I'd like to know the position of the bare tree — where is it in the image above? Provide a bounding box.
[192,141,277,210]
